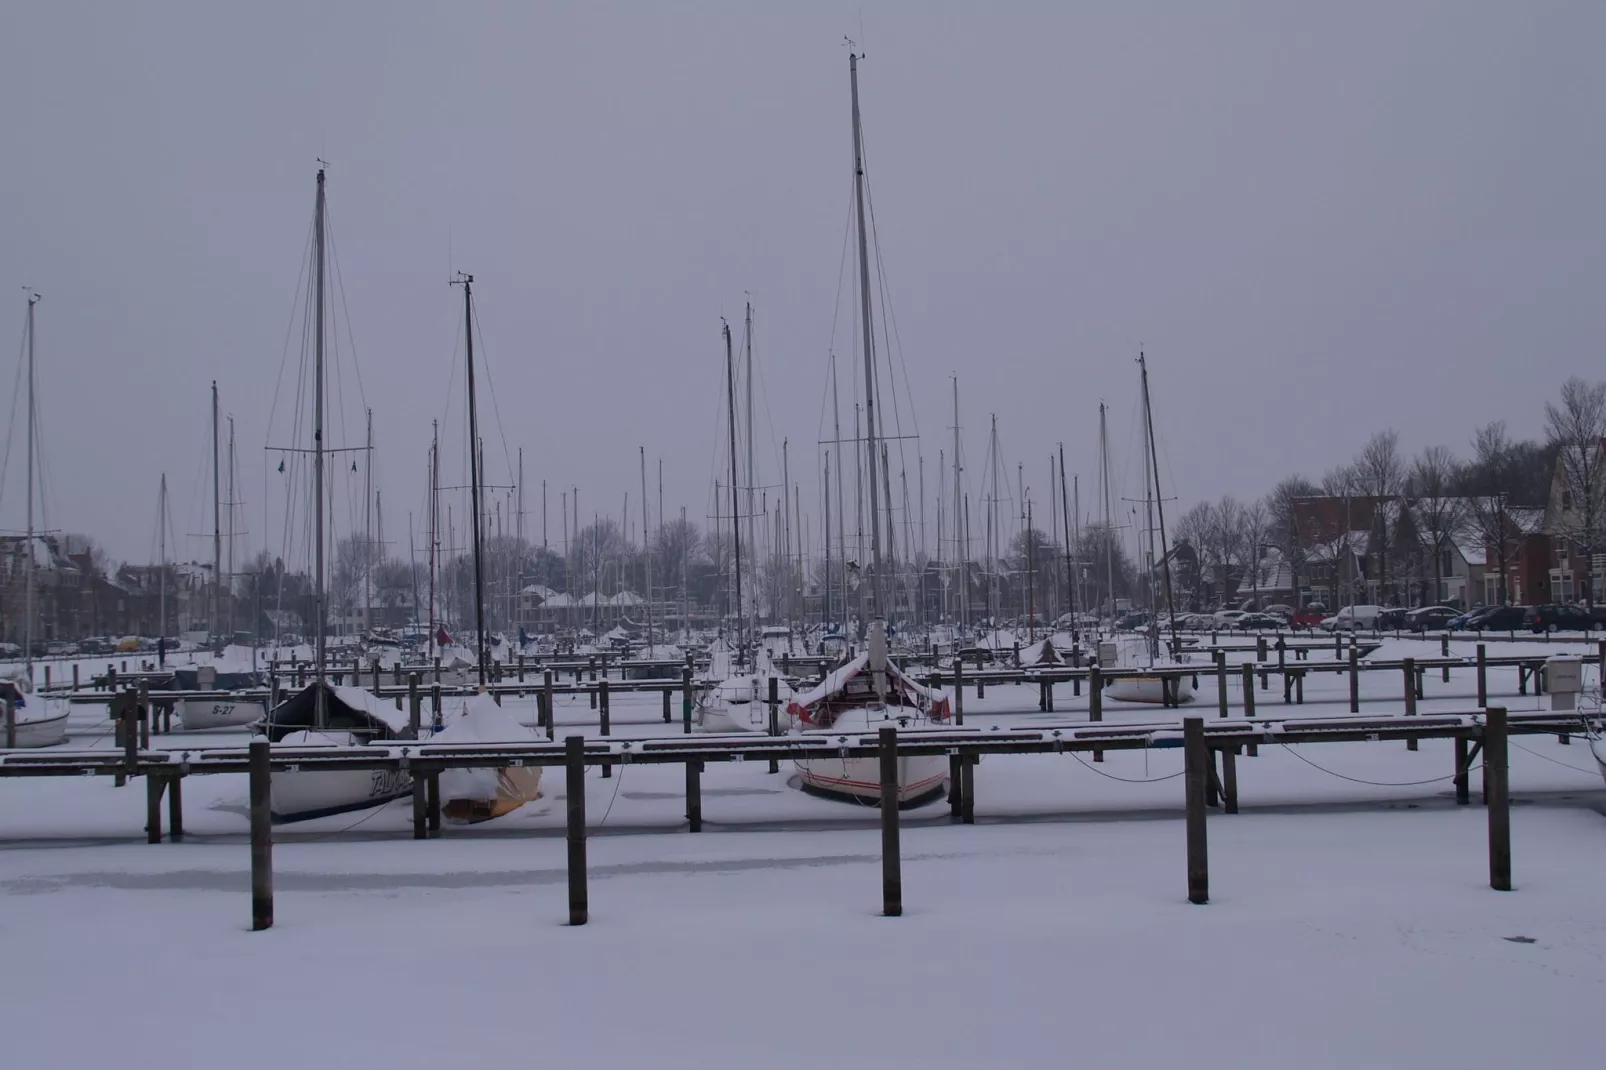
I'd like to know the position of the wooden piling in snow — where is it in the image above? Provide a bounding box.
[1486,706,1511,891]
[1183,717,1209,905]
[249,738,273,931]
[565,735,587,925]
[879,725,902,917]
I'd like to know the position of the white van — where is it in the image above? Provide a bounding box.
[1322,605,1383,632]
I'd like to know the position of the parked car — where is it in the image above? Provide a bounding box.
[1236,612,1283,630]
[1213,610,1248,629]
[1262,604,1295,622]
[1116,611,1151,631]
[1321,605,1384,632]
[1375,608,1409,631]
[1468,605,1527,632]
[1525,604,1592,633]
[1406,606,1459,632]
[1448,607,1485,630]
[1291,603,1328,629]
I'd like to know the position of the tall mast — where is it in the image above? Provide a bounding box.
[640,444,653,651]
[1140,352,1180,656]
[782,437,790,629]
[1099,401,1114,621]
[723,320,744,654]
[952,376,964,630]
[455,273,488,687]
[1058,444,1077,643]
[743,302,755,549]
[428,421,438,657]
[1026,497,1035,640]
[23,293,37,680]
[363,407,373,636]
[823,451,832,625]
[227,417,237,636]
[312,166,328,721]
[211,380,221,644]
[850,51,884,620]
[830,352,846,626]
[158,473,168,642]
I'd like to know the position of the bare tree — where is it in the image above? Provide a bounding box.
[1544,377,1606,604]
[1266,474,1318,603]
[1406,445,1466,606]
[1241,499,1270,606]
[1462,422,1522,605]
[1353,430,1405,600]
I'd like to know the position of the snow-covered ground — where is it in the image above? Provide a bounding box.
[3,637,1604,1068]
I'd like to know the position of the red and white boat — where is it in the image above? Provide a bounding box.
[786,621,951,804]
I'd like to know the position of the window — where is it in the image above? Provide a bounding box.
[1563,490,1573,509]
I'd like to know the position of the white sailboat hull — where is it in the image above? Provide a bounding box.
[1105,675,1196,704]
[178,697,265,730]
[270,731,411,823]
[2,704,69,748]
[1591,737,1606,790]
[794,752,948,804]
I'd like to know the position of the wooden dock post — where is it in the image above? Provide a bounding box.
[122,690,139,779]
[1215,650,1228,718]
[879,725,902,917]
[430,683,442,730]
[168,774,183,842]
[686,759,703,832]
[1221,747,1238,815]
[1453,735,1470,805]
[598,678,611,778]
[953,657,964,726]
[145,775,163,844]
[1089,664,1103,762]
[426,773,441,834]
[3,693,14,749]
[72,663,79,691]
[1485,706,1510,891]
[543,669,555,739]
[249,738,273,931]
[588,656,597,709]
[1348,646,1360,713]
[1441,634,1451,682]
[767,676,780,774]
[412,760,428,840]
[138,679,150,747]
[1183,717,1209,904]
[662,687,672,723]
[1476,644,1487,707]
[948,753,962,818]
[565,735,588,925]
[681,664,693,734]
[1403,657,1418,750]
[407,673,421,737]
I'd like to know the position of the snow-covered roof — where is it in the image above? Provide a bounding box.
[520,584,557,599]
[608,591,645,606]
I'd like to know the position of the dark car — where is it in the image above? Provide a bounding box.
[1375,608,1409,631]
[1407,606,1459,632]
[1235,612,1283,630]
[1468,605,1527,632]
[1525,604,1592,633]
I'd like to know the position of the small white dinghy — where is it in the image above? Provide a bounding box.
[696,642,790,733]
[432,691,543,823]
[1099,635,1195,705]
[172,665,266,730]
[261,682,412,823]
[0,674,69,748]
[787,620,952,804]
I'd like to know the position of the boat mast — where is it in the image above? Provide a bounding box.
[454,273,488,687]
[743,302,755,578]
[158,473,168,643]
[23,292,37,680]
[227,417,237,637]
[1098,402,1114,623]
[723,320,744,656]
[640,444,653,652]
[364,408,373,637]
[1140,352,1181,657]
[1140,373,1158,657]
[1058,443,1077,644]
[952,376,964,631]
[830,352,845,626]
[850,51,884,623]
[428,421,438,658]
[312,167,328,725]
[211,380,222,646]
[823,451,832,626]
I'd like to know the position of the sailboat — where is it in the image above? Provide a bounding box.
[1103,352,1195,705]
[177,384,264,729]
[3,292,69,748]
[429,272,543,822]
[695,315,793,733]
[787,52,952,803]
[261,167,414,822]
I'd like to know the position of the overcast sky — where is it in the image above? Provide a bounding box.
[2,1,1602,568]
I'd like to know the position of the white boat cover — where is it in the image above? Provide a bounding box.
[1017,638,1065,668]
[433,692,542,815]
[786,653,950,727]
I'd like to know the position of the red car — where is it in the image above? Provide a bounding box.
[1290,605,1328,629]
